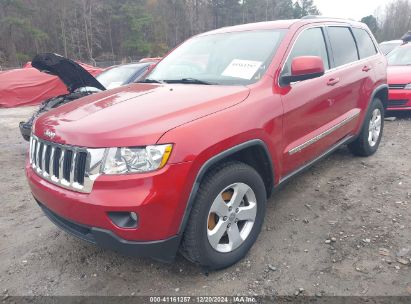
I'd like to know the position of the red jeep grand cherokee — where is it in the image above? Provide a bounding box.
[27,18,387,270]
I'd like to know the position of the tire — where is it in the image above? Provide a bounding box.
[180,161,266,270]
[348,98,384,157]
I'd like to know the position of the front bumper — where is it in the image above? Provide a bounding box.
[37,200,180,262]
[27,160,194,243]
[387,89,411,111]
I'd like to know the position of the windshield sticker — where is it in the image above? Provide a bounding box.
[222,59,263,80]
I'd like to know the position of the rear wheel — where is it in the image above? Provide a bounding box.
[348,98,384,156]
[180,162,266,270]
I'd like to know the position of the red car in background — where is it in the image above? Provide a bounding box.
[387,44,411,111]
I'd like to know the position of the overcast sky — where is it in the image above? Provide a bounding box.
[314,0,392,21]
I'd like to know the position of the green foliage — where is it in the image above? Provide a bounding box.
[120,1,153,56]
[15,51,30,64]
[361,15,379,35]
[0,0,323,67]
[122,38,152,56]
[1,16,27,30]
[293,0,320,18]
[30,28,48,42]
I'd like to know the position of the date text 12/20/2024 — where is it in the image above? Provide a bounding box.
[149,296,257,303]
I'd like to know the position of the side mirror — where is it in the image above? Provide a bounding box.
[280,56,325,85]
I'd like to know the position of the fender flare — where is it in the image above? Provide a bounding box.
[356,84,388,134]
[177,139,274,236]
[370,84,389,109]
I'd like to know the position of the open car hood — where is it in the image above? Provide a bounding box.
[32,53,106,92]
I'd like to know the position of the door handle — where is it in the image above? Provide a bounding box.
[362,65,372,72]
[327,78,340,86]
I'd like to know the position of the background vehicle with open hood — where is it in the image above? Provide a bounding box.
[19,53,159,141]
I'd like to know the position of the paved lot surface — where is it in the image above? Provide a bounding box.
[0,106,410,297]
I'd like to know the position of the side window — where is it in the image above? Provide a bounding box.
[282,27,330,76]
[327,27,359,67]
[352,28,377,59]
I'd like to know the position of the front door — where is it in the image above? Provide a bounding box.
[279,25,364,178]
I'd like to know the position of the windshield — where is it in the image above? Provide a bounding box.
[387,46,411,65]
[147,30,285,85]
[97,64,148,89]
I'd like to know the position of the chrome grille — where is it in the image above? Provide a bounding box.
[388,84,406,90]
[29,136,105,193]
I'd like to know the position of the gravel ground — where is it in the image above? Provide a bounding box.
[0,106,410,297]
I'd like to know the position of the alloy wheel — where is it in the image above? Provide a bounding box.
[368,108,382,147]
[207,183,257,253]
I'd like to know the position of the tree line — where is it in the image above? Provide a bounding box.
[0,0,320,68]
[363,0,411,42]
[3,0,411,69]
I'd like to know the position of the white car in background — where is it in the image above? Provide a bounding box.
[379,40,403,55]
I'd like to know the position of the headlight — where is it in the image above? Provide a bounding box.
[102,144,173,174]
[404,83,411,89]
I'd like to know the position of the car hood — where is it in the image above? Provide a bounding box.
[387,65,411,85]
[32,53,106,92]
[33,83,251,147]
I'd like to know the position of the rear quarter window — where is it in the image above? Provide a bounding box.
[327,27,359,67]
[352,28,378,58]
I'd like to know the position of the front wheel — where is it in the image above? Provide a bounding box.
[348,98,384,156]
[180,162,266,270]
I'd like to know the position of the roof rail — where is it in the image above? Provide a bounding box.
[301,15,320,19]
[301,15,355,21]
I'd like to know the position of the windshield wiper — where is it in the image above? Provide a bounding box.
[137,78,166,84]
[164,78,216,85]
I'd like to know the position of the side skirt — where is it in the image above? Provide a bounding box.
[276,135,355,189]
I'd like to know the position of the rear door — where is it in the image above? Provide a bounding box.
[325,26,375,121]
[351,27,381,110]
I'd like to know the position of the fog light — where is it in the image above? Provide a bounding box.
[108,212,138,228]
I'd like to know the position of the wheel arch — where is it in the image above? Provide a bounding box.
[355,84,388,136]
[372,84,389,110]
[178,139,274,236]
